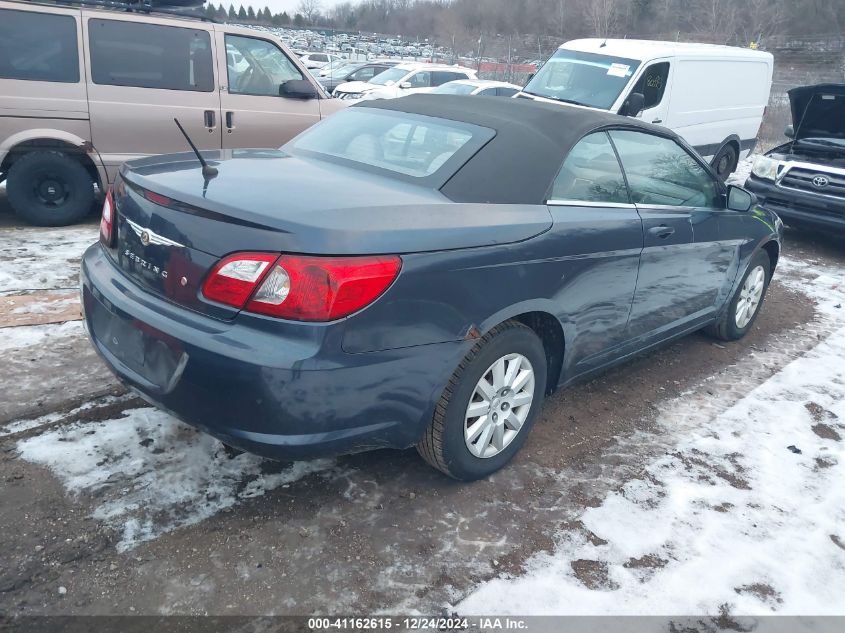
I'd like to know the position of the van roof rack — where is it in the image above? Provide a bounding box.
[22,0,219,23]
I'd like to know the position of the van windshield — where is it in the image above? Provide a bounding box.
[522,49,640,110]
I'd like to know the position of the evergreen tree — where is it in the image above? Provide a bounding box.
[293,13,304,27]
[237,5,247,20]
[228,4,236,20]
[280,11,290,25]
[247,6,256,20]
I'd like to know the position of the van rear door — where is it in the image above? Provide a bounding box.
[83,12,222,181]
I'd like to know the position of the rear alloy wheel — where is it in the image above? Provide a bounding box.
[416,320,547,480]
[6,151,96,226]
[706,250,771,341]
[713,143,739,181]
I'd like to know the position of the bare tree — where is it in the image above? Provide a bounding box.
[583,0,619,37]
[692,0,739,43]
[297,0,322,24]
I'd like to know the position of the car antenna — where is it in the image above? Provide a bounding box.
[173,118,218,180]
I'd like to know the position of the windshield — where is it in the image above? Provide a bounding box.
[331,63,363,78]
[432,82,477,95]
[523,49,640,110]
[369,67,408,86]
[289,108,493,180]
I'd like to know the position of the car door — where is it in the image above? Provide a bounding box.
[609,129,728,339]
[217,31,321,149]
[627,60,672,126]
[84,13,221,172]
[401,69,432,95]
[545,131,643,371]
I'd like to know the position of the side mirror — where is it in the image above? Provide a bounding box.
[727,185,756,212]
[399,81,412,89]
[784,124,795,138]
[525,72,535,83]
[279,79,319,100]
[620,92,645,118]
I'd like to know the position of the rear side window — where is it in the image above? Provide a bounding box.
[89,19,213,91]
[0,9,79,83]
[497,87,518,97]
[432,71,469,86]
[609,130,721,207]
[551,132,629,204]
[629,62,670,110]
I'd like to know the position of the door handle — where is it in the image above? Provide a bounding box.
[203,110,216,128]
[651,118,663,124]
[648,225,675,239]
[225,111,234,130]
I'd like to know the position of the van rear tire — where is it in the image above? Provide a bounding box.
[6,151,96,226]
[712,144,739,181]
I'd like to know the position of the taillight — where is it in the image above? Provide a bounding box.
[99,188,115,247]
[201,252,278,308]
[201,253,401,321]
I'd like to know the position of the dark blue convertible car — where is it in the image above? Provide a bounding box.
[82,95,782,480]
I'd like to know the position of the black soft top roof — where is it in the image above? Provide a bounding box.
[358,94,675,204]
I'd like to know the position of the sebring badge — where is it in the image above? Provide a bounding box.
[126,219,185,248]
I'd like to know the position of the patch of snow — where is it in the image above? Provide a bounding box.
[17,407,334,551]
[0,225,97,293]
[0,320,83,352]
[728,155,755,187]
[457,258,845,616]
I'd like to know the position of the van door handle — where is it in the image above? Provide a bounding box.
[225,111,234,130]
[204,110,216,128]
[651,118,663,124]
[648,225,675,239]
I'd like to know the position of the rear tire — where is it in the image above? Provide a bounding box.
[416,320,547,481]
[705,250,771,341]
[6,151,96,226]
[712,143,739,181]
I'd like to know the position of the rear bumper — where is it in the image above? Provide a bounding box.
[746,175,845,231]
[81,244,468,460]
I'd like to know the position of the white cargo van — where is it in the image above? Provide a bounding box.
[517,39,774,179]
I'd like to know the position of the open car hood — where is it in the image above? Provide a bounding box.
[789,84,845,140]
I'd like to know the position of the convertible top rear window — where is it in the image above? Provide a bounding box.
[289,108,494,181]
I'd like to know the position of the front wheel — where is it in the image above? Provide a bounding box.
[416,321,547,481]
[706,250,771,341]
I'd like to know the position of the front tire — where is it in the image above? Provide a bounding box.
[6,151,96,226]
[706,251,771,341]
[416,321,547,481]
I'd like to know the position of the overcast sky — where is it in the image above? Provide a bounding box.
[230,0,349,15]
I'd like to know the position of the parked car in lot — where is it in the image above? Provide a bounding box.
[82,95,781,480]
[745,84,845,232]
[430,79,521,97]
[517,39,773,180]
[0,0,341,226]
[319,61,399,93]
[299,52,338,70]
[333,63,477,100]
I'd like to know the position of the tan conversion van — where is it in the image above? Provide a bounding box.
[0,0,344,225]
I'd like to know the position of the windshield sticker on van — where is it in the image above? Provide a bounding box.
[607,63,631,78]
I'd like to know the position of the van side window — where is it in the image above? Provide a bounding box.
[0,9,79,83]
[89,19,213,92]
[550,132,630,204]
[630,62,670,110]
[609,130,722,208]
[225,35,304,97]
